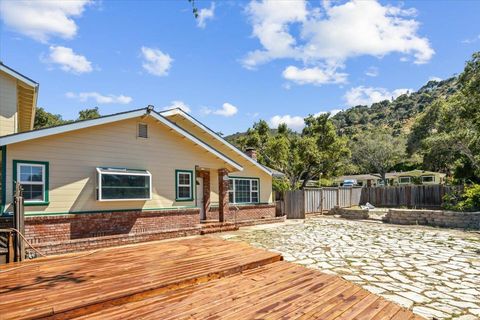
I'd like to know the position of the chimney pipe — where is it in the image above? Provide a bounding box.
[245,147,257,161]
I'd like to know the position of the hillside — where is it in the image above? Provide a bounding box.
[226,77,458,142]
[331,77,458,137]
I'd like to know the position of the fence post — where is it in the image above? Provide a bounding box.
[336,188,340,207]
[13,182,25,262]
[320,188,324,214]
[349,188,353,207]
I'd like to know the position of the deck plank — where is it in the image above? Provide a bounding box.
[0,237,422,320]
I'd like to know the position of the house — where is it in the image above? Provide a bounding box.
[0,64,279,255]
[335,170,446,187]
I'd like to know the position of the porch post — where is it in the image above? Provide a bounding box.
[218,168,229,222]
[197,170,211,219]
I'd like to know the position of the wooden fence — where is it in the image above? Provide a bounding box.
[277,185,461,219]
[279,187,363,218]
[360,185,462,209]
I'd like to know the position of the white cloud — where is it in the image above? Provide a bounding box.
[270,109,341,131]
[428,76,442,82]
[244,0,434,82]
[365,66,379,77]
[282,65,347,85]
[247,112,260,118]
[344,86,412,107]
[269,115,305,131]
[0,0,91,42]
[44,46,92,74]
[329,109,343,116]
[202,103,238,117]
[461,34,480,44]
[197,2,215,28]
[163,100,191,113]
[243,0,307,69]
[141,46,173,76]
[66,92,132,104]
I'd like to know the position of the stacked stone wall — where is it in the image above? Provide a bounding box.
[383,209,480,229]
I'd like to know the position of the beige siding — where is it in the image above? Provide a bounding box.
[5,117,237,214]
[168,115,273,203]
[0,72,18,136]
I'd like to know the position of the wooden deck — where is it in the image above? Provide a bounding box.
[0,237,422,320]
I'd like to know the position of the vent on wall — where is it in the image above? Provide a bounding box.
[138,123,148,138]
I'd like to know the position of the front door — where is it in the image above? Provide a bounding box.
[196,177,205,220]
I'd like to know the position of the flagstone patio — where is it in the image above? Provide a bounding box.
[215,217,480,320]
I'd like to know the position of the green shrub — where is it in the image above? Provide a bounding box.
[272,177,291,192]
[443,184,480,211]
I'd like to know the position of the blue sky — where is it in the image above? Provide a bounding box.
[1,0,479,134]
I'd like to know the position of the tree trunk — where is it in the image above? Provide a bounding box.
[300,172,311,190]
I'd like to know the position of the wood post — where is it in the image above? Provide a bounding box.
[13,182,25,262]
[217,169,229,223]
[7,231,14,263]
[336,188,340,207]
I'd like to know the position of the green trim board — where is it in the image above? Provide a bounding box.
[12,159,50,206]
[1,146,6,214]
[175,169,194,201]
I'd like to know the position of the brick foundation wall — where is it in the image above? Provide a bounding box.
[207,204,276,222]
[12,208,201,256]
[383,209,480,229]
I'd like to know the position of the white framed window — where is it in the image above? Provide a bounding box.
[228,177,259,204]
[176,170,193,201]
[16,162,47,203]
[97,167,151,201]
[421,176,435,183]
[398,176,412,184]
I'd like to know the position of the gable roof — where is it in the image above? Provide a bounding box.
[160,108,272,176]
[0,107,243,171]
[0,62,38,88]
[1,62,39,132]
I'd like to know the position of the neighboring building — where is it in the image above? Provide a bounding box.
[0,64,278,255]
[335,170,446,187]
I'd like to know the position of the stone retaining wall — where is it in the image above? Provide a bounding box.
[383,208,480,229]
[329,207,369,220]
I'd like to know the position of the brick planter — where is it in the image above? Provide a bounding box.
[207,204,276,222]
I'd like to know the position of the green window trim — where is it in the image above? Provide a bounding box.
[228,176,260,204]
[175,169,194,202]
[12,160,50,206]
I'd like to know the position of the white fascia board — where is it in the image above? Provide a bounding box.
[150,112,243,172]
[0,109,147,146]
[0,64,38,88]
[160,108,272,176]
